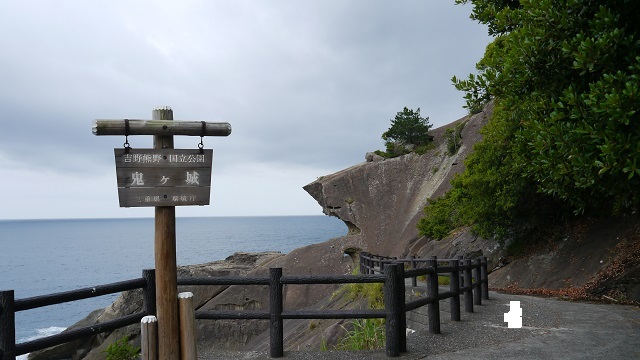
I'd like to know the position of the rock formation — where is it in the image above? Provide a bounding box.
[303,102,495,262]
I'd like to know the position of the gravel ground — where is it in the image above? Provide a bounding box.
[199,291,640,360]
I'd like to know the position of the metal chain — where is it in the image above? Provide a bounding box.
[199,121,206,152]
[124,119,131,152]
[198,136,204,151]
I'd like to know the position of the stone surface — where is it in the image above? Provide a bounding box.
[488,217,640,292]
[365,152,385,162]
[407,228,505,271]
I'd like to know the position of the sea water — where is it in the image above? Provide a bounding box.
[0,216,346,350]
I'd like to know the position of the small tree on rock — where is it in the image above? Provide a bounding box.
[381,107,433,157]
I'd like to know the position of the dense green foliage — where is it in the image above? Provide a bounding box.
[419,0,640,240]
[380,107,433,157]
[103,335,140,360]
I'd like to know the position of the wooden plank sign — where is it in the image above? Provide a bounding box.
[114,148,213,207]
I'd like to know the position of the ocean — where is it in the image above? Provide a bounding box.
[0,216,346,351]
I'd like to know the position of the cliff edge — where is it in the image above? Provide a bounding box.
[303,103,493,260]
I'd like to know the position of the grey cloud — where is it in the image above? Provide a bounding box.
[0,1,490,178]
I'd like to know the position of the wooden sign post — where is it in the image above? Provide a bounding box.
[152,107,180,358]
[93,107,231,358]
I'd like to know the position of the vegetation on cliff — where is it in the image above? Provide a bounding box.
[419,0,640,240]
[103,336,140,360]
[376,107,434,158]
[331,269,386,350]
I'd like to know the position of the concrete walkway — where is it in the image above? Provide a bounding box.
[200,291,640,359]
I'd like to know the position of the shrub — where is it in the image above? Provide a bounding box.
[438,275,451,286]
[103,335,140,360]
[336,318,385,350]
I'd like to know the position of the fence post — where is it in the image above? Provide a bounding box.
[449,259,461,321]
[384,264,401,357]
[141,268,158,360]
[426,257,441,334]
[178,292,197,360]
[473,259,482,306]
[397,264,406,353]
[0,291,16,360]
[410,256,417,287]
[269,268,284,358]
[142,269,157,316]
[463,259,474,313]
[457,255,464,287]
[141,315,158,360]
[481,256,489,300]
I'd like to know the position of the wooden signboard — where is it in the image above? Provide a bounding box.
[115,148,213,207]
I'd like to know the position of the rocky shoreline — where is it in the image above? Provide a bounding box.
[28,252,284,360]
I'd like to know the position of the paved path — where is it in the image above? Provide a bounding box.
[201,291,640,359]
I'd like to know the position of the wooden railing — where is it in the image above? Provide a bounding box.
[360,253,489,332]
[0,253,489,359]
[0,269,156,359]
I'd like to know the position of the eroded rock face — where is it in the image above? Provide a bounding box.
[408,228,505,271]
[304,104,493,258]
[488,217,640,293]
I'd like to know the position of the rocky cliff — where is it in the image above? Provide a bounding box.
[303,102,499,263]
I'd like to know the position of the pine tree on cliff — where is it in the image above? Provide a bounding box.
[380,107,433,157]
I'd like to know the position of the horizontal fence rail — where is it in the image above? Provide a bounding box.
[1,254,489,359]
[0,269,156,359]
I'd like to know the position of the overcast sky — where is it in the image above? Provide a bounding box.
[0,1,490,220]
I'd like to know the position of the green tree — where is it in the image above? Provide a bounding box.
[420,0,640,240]
[381,107,433,157]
